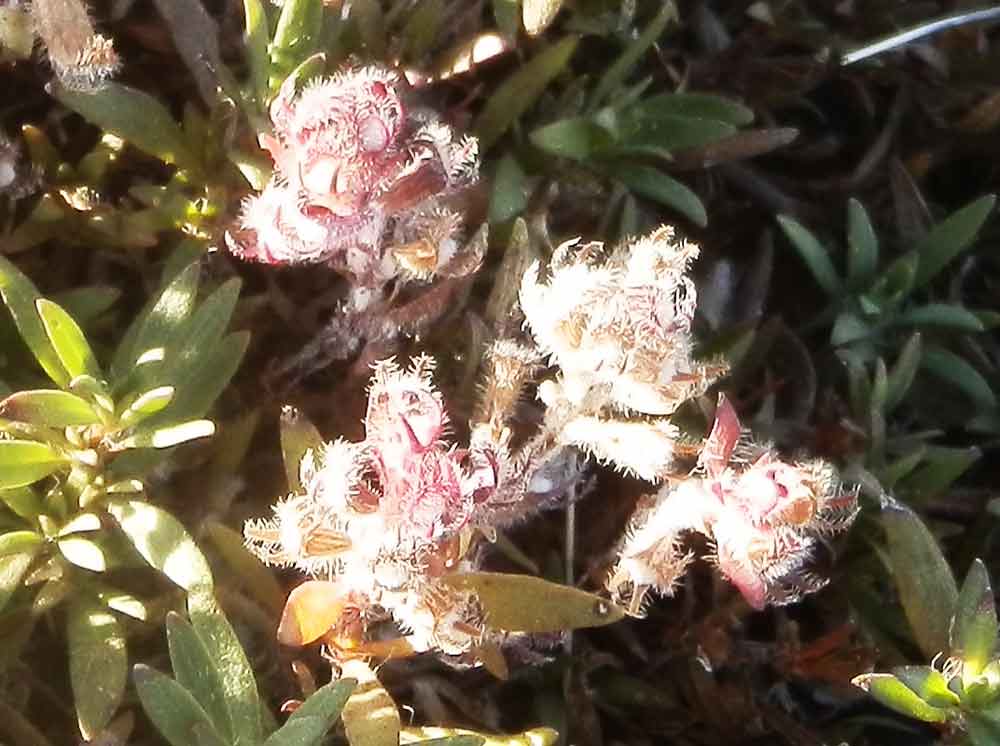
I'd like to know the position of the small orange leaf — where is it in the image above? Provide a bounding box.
[277,581,346,646]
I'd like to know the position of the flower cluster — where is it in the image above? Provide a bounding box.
[245,356,526,659]
[227,62,480,287]
[609,395,859,615]
[519,226,721,481]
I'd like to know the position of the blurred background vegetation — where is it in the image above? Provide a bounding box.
[2,1,1000,744]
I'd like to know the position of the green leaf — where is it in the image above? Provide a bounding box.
[529,117,615,161]
[902,446,981,499]
[280,405,324,492]
[627,92,754,126]
[52,286,121,325]
[54,83,197,171]
[58,536,111,572]
[589,2,677,109]
[847,198,879,286]
[867,253,918,309]
[894,304,986,333]
[522,0,563,35]
[0,256,70,387]
[35,299,101,381]
[67,599,127,741]
[134,664,225,746]
[165,612,234,743]
[922,346,997,409]
[107,499,213,593]
[0,440,67,489]
[111,260,201,387]
[0,486,44,518]
[442,572,625,633]
[0,530,43,558]
[341,660,400,746]
[603,164,706,227]
[776,215,842,297]
[489,153,529,224]
[853,673,951,722]
[243,0,271,108]
[891,666,961,708]
[617,114,736,154]
[967,714,1000,746]
[400,0,444,62]
[118,419,216,449]
[0,552,35,613]
[882,501,959,658]
[204,521,285,616]
[475,35,579,149]
[912,194,996,289]
[830,312,871,347]
[186,589,262,746]
[117,386,175,429]
[885,333,922,413]
[951,559,997,678]
[265,678,356,746]
[0,390,101,427]
[270,0,324,88]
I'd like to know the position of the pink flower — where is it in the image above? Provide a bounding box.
[228,62,479,288]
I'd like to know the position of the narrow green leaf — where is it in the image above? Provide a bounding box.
[165,612,234,743]
[151,0,227,108]
[902,446,981,499]
[0,390,100,427]
[0,256,69,386]
[913,194,996,289]
[118,386,175,429]
[119,419,216,449]
[867,252,917,308]
[529,117,615,161]
[882,501,959,658]
[111,260,201,386]
[35,299,101,381]
[134,664,224,746]
[67,600,127,741]
[921,346,997,409]
[97,590,149,621]
[279,405,324,492]
[269,0,324,88]
[341,659,400,746]
[107,499,213,593]
[951,559,997,677]
[617,114,736,153]
[885,333,921,412]
[186,589,262,746]
[627,92,754,126]
[891,666,960,707]
[603,164,707,227]
[475,35,579,149]
[0,552,35,613]
[589,2,677,109]
[853,673,950,722]
[776,215,842,297]
[442,572,625,633]
[52,286,121,325]
[0,530,43,558]
[894,304,986,333]
[54,83,197,171]
[847,197,879,286]
[400,0,444,62]
[488,153,528,224]
[522,0,563,35]
[58,537,110,572]
[967,714,1000,746]
[0,440,67,489]
[204,521,285,616]
[831,311,871,348]
[265,679,356,746]
[243,0,271,108]
[0,486,44,518]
